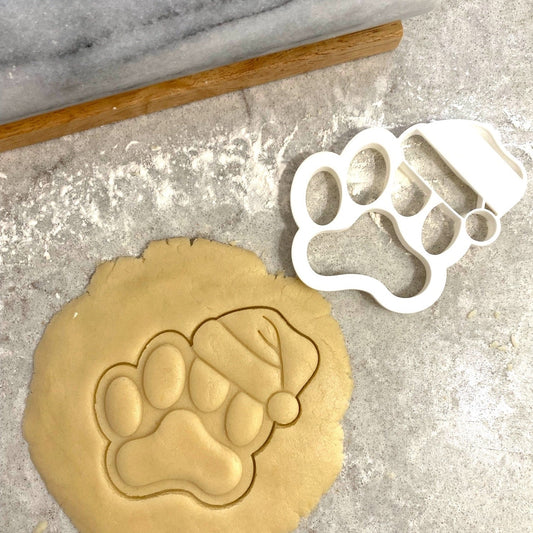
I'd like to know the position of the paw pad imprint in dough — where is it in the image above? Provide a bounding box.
[189,359,230,413]
[143,344,185,409]
[95,307,319,506]
[226,393,264,447]
[104,377,142,437]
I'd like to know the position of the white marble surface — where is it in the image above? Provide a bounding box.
[0,0,436,124]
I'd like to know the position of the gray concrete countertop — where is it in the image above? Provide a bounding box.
[1,0,532,531]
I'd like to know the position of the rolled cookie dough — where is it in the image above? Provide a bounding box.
[24,238,353,533]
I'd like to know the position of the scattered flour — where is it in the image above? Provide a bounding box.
[151,152,173,173]
[504,109,532,132]
[155,179,175,209]
[0,121,301,267]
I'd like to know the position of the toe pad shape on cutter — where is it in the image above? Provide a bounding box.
[116,410,243,496]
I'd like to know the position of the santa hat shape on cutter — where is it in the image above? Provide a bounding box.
[192,308,319,425]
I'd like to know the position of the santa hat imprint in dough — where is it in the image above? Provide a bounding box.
[192,308,319,425]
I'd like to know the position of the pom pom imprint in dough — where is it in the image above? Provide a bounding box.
[24,238,352,533]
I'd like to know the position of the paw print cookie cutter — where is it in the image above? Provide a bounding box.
[291,120,526,313]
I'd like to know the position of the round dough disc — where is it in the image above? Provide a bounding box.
[24,238,353,533]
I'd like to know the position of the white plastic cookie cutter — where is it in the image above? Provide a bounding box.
[290,120,527,313]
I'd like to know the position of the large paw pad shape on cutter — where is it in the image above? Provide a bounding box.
[95,307,319,506]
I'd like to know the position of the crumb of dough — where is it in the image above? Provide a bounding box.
[493,311,501,319]
[506,363,513,371]
[511,334,518,348]
[125,141,139,151]
[497,345,508,352]
[489,341,500,349]
[33,521,48,533]
[467,309,478,319]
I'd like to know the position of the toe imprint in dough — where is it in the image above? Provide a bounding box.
[143,344,186,409]
[104,377,142,437]
[226,392,264,447]
[95,307,319,506]
[189,359,230,413]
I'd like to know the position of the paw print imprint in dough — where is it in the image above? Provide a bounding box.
[95,307,319,506]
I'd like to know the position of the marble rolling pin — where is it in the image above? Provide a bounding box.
[0,0,436,151]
